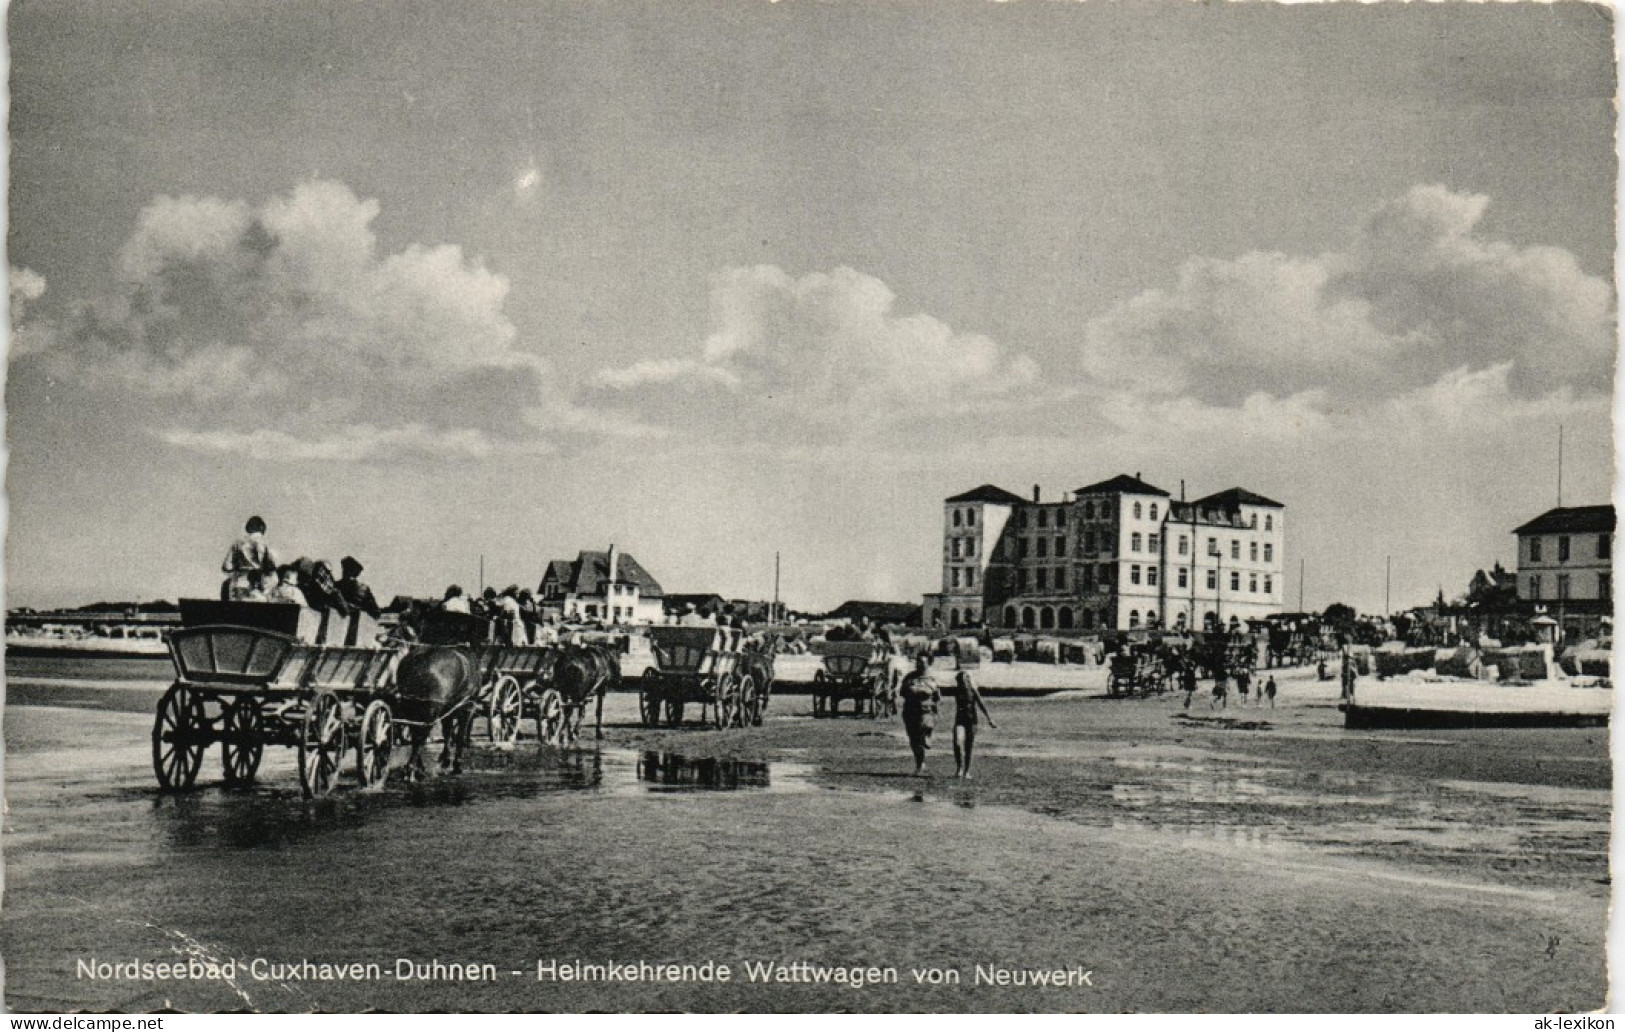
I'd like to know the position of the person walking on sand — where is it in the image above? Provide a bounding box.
[898,653,940,777]
[1236,668,1251,706]
[950,662,995,779]
[1211,673,1229,710]
[1263,674,1277,709]
[1181,660,1199,710]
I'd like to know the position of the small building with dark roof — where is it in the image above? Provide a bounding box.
[1513,505,1613,639]
[538,544,664,625]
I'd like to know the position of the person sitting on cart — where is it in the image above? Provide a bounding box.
[337,556,383,619]
[289,557,349,615]
[439,584,472,614]
[898,653,940,777]
[221,515,278,601]
[495,585,527,645]
[265,564,305,605]
[950,659,995,780]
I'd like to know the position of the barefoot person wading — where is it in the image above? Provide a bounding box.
[950,661,995,779]
[899,653,940,776]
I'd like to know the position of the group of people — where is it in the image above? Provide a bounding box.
[1190,668,1278,710]
[220,516,384,619]
[436,583,556,646]
[896,652,995,779]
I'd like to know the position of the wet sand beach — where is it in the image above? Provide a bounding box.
[2,662,1608,1012]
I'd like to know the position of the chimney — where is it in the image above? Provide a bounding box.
[1032,484,1041,503]
[607,543,619,584]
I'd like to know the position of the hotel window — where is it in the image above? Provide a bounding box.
[966,538,975,558]
[1557,574,1570,600]
[1231,572,1241,591]
[1019,511,1028,529]
[1530,537,1543,562]
[1559,536,1571,562]
[1263,543,1273,562]
[1207,537,1219,557]
[1038,510,1048,529]
[1177,568,1188,589]
[1037,569,1048,590]
[951,569,960,589]
[1601,573,1611,600]
[1147,566,1159,587]
[1250,514,1258,529]
[1018,539,1028,559]
[1150,504,1159,521]
[967,509,975,526]
[966,568,976,589]
[953,510,962,528]
[1600,535,1611,560]
[1148,533,1159,553]
[1129,610,1140,629]
[1083,531,1096,554]
[1231,540,1241,560]
[1133,502,1142,520]
[1017,569,1028,591]
[1056,509,1066,527]
[1249,542,1258,562]
[1037,538,1048,559]
[1082,565,1095,590]
[1206,570,1217,590]
[1249,574,1258,593]
[1131,532,1142,552]
[1528,574,1541,600]
[1100,564,1114,587]
[1130,565,1141,585]
[1083,500,1095,520]
[1055,567,1066,590]
[1055,536,1066,555]
[1265,514,1273,531]
[1264,575,1272,594]
[1178,535,1189,556]
[951,539,961,559]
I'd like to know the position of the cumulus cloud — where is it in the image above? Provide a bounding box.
[20,180,555,462]
[594,265,1040,435]
[1081,184,1615,405]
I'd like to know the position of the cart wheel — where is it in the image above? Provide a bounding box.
[152,683,207,791]
[664,699,685,728]
[736,674,758,728]
[639,669,663,728]
[489,675,523,745]
[537,688,566,744]
[812,671,827,718]
[220,696,264,785]
[298,691,345,799]
[356,699,393,790]
[711,675,734,729]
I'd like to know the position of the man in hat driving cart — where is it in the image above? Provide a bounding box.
[336,556,383,619]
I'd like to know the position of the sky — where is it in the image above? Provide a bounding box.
[4,0,1617,614]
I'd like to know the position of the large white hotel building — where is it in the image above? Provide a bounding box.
[922,474,1286,633]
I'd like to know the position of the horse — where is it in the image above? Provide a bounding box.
[738,635,779,726]
[551,641,619,742]
[387,603,491,779]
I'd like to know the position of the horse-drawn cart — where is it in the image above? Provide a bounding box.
[811,641,897,718]
[475,644,562,744]
[638,626,760,728]
[153,601,404,798]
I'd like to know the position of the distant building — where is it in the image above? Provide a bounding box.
[825,600,922,627]
[538,544,664,625]
[1513,505,1614,640]
[663,593,727,619]
[922,475,1286,632]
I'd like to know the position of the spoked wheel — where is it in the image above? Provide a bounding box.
[812,671,827,718]
[298,691,346,799]
[488,675,523,745]
[356,699,393,790]
[711,675,735,730]
[639,670,663,728]
[152,683,208,791]
[736,674,758,729]
[536,688,566,744]
[220,696,264,785]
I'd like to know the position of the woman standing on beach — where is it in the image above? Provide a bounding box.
[950,663,995,779]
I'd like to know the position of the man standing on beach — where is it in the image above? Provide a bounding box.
[898,653,940,776]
